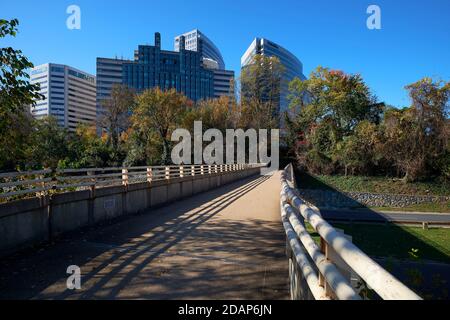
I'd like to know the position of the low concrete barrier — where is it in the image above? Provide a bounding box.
[0,166,261,257]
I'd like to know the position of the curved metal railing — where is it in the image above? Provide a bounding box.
[281,163,422,300]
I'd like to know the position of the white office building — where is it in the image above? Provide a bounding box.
[30,63,97,132]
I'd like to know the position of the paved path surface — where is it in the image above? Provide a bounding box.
[321,209,450,225]
[0,173,289,300]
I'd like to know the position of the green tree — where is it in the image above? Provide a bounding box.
[25,117,69,169]
[240,55,285,129]
[333,121,381,176]
[63,125,114,168]
[0,19,43,170]
[382,78,450,182]
[98,84,135,162]
[130,88,190,164]
[287,66,384,174]
[193,96,237,131]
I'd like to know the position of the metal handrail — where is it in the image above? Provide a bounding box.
[281,195,361,300]
[0,164,265,200]
[281,164,422,300]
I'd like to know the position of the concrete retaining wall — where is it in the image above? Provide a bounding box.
[0,167,261,257]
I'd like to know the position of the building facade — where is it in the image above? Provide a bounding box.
[120,33,214,102]
[212,69,234,99]
[96,57,131,122]
[241,38,306,115]
[174,29,226,70]
[175,29,234,98]
[96,31,234,112]
[30,63,96,132]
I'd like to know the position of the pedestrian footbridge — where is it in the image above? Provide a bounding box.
[0,164,421,299]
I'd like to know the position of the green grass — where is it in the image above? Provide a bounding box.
[296,172,450,197]
[306,222,450,263]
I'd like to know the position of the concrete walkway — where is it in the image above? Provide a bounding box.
[0,172,289,300]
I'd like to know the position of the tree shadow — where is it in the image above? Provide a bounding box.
[0,174,289,300]
[294,170,450,299]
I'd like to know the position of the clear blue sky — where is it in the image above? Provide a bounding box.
[2,0,449,107]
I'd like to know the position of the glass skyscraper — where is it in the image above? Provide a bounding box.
[121,33,214,102]
[174,29,226,70]
[175,29,234,98]
[241,38,306,115]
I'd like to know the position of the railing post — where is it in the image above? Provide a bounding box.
[215,164,218,173]
[208,165,212,174]
[165,166,170,180]
[319,237,332,297]
[147,167,152,183]
[319,237,325,290]
[320,231,353,300]
[87,170,96,225]
[191,165,195,176]
[122,169,129,186]
[87,170,96,192]
[39,173,46,198]
[180,166,184,178]
[201,165,204,175]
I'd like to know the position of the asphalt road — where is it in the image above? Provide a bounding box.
[320,209,450,224]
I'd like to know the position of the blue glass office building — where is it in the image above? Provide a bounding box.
[241,38,306,115]
[122,33,214,101]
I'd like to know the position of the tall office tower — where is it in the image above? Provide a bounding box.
[96,57,131,121]
[175,29,235,98]
[211,69,235,99]
[241,38,306,115]
[122,32,214,102]
[30,63,97,132]
[174,29,225,70]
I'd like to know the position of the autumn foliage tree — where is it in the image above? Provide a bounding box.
[381,79,449,182]
[286,66,383,175]
[128,88,191,165]
[286,68,449,182]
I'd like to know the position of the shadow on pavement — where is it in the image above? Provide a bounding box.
[0,174,289,300]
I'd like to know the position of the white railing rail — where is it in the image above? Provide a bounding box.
[281,164,422,300]
[0,163,263,201]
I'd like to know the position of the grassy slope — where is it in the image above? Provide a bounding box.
[306,222,450,263]
[296,173,450,197]
[296,172,450,212]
